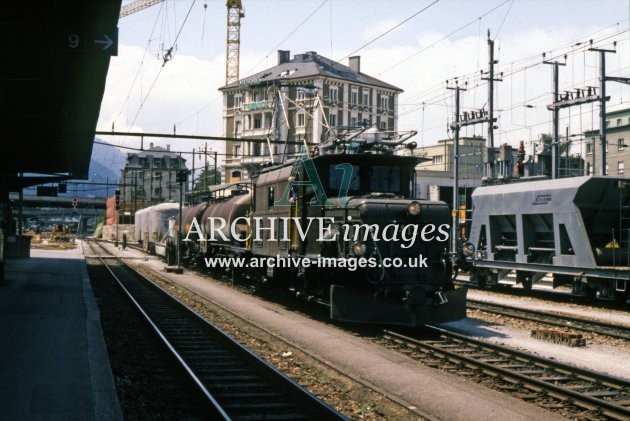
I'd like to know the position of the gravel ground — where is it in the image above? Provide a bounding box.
[84,241,422,420]
[444,296,630,381]
[134,266,424,420]
[87,260,213,420]
[468,288,630,326]
[91,241,622,419]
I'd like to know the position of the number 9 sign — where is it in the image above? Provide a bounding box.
[63,31,85,52]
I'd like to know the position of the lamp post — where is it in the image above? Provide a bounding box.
[175,164,188,273]
[115,188,120,247]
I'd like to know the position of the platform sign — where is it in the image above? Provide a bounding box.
[63,28,118,56]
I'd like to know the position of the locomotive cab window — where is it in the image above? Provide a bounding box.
[267,186,274,209]
[328,164,402,195]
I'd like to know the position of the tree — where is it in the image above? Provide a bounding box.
[539,133,569,155]
[538,133,585,177]
[192,167,221,192]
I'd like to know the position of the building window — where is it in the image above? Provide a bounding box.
[235,120,242,135]
[154,187,162,196]
[380,120,388,130]
[350,116,357,126]
[433,155,443,164]
[363,91,369,107]
[587,143,593,155]
[153,158,161,169]
[380,96,389,111]
[329,87,338,103]
[606,120,610,128]
[254,117,262,129]
[617,118,622,127]
[587,162,592,175]
[351,89,358,105]
[297,113,305,127]
[619,138,626,151]
[329,112,337,127]
[234,94,242,108]
[619,161,625,174]
[297,90,306,101]
[605,164,609,175]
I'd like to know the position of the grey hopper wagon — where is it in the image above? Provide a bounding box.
[465,176,630,301]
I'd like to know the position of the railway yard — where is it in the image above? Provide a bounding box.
[3,2,630,420]
[84,239,629,420]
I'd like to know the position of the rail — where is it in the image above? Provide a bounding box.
[382,327,630,420]
[88,240,346,420]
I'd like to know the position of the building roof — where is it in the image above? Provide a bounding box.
[220,51,402,92]
[126,144,186,161]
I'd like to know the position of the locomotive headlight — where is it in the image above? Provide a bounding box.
[319,227,338,246]
[462,242,475,257]
[352,242,367,256]
[407,201,422,216]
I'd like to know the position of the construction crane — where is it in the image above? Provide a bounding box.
[120,0,164,18]
[225,0,244,85]
[120,0,244,86]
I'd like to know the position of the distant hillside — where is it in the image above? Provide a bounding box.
[78,139,127,198]
[21,138,127,199]
[49,139,125,199]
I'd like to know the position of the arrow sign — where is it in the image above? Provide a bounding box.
[94,34,113,50]
[92,27,118,56]
[63,28,118,56]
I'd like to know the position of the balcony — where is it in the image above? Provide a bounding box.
[244,100,273,111]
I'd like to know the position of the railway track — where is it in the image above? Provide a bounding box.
[382,327,630,420]
[87,240,346,420]
[454,276,629,310]
[468,299,630,341]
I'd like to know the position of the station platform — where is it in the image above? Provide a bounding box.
[0,246,122,421]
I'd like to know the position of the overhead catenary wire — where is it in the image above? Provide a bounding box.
[242,0,329,77]
[111,2,628,162]
[337,0,441,62]
[128,0,197,130]
[180,0,330,130]
[399,26,629,139]
[113,2,165,127]
[378,0,512,76]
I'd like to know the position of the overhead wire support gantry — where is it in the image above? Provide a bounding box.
[480,30,503,181]
[543,53,567,179]
[447,79,497,265]
[588,41,630,176]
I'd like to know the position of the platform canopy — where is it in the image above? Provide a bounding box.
[2,1,121,191]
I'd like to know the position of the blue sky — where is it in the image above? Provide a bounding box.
[98,0,630,165]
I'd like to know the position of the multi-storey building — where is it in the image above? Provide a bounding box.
[219,50,402,181]
[584,107,630,176]
[119,143,188,222]
[405,136,486,208]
